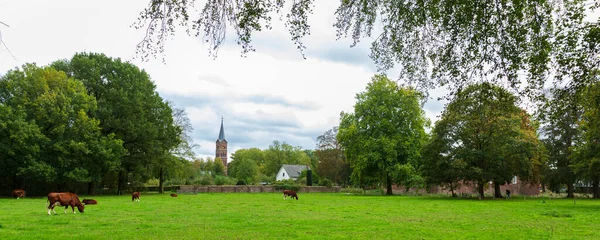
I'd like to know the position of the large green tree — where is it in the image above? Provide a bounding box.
[424,82,541,199]
[52,52,180,194]
[229,148,265,179]
[0,104,46,190]
[337,75,428,195]
[0,64,124,191]
[421,121,465,197]
[540,88,582,198]
[572,80,600,198]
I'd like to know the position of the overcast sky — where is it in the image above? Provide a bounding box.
[0,0,447,160]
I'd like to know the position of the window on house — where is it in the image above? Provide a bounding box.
[283,172,285,177]
[512,176,518,184]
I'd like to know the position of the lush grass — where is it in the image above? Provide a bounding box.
[0,193,598,239]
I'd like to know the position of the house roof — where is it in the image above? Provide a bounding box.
[281,164,311,178]
[217,117,226,142]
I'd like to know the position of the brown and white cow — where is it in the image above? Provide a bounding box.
[132,192,141,202]
[82,199,98,205]
[283,190,299,200]
[47,192,84,215]
[12,189,26,199]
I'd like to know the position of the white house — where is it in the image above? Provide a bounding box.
[276,164,311,181]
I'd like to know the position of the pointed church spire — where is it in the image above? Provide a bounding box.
[217,117,226,141]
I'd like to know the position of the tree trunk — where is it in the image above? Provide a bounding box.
[11,173,20,190]
[386,173,393,195]
[159,167,165,194]
[566,181,575,198]
[541,183,546,193]
[494,182,503,198]
[88,182,95,195]
[117,170,125,195]
[450,184,456,197]
[593,177,599,199]
[478,182,485,200]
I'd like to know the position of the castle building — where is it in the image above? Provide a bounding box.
[215,117,228,175]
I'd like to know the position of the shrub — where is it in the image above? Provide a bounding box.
[236,179,247,185]
[188,175,214,185]
[273,183,301,192]
[214,175,237,186]
[320,178,333,187]
[144,179,159,187]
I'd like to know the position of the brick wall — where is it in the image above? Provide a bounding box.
[420,180,540,196]
[177,185,341,194]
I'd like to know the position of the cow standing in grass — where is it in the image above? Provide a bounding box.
[47,192,84,215]
[132,192,141,202]
[283,190,299,200]
[12,189,25,199]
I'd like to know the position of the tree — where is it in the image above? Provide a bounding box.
[315,127,350,186]
[572,80,600,198]
[0,64,124,191]
[337,75,428,195]
[132,1,600,100]
[425,82,541,199]
[213,157,226,176]
[229,148,265,178]
[421,124,465,197]
[263,140,311,177]
[235,158,260,185]
[540,88,582,198]
[52,52,180,195]
[0,104,46,190]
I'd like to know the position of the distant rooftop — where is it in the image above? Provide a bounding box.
[281,164,310,178]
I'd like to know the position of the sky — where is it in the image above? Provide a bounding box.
[0,0,447,160]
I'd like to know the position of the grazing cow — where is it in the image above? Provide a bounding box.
[283,190,299,200]
[82,199,98,205]
[12,189,26,199]
[47,192,84,215]
[170,193,178,197]
[132,192,141,202]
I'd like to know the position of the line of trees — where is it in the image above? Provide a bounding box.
[332,75,600,199]
[227,141,314,185]
[0,52,195,195]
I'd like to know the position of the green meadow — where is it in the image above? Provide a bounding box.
[0,193,598,239]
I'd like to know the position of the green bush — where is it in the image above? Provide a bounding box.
[188,175,213,185]
[236,179,247,185]
[144,179,159,187]
[214,175,237,185]
[273,182,301,192]
[319,178,333,187]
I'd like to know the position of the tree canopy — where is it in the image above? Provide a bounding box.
[0,64,125,190]
[422,82,543,199]
[337,75,428,195]
[134,0,599,100]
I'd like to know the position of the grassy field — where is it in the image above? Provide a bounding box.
[0,192,598,239]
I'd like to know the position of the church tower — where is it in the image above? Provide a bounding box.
[215,117,228,175]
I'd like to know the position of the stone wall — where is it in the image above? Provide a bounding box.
[177,185,341,194]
